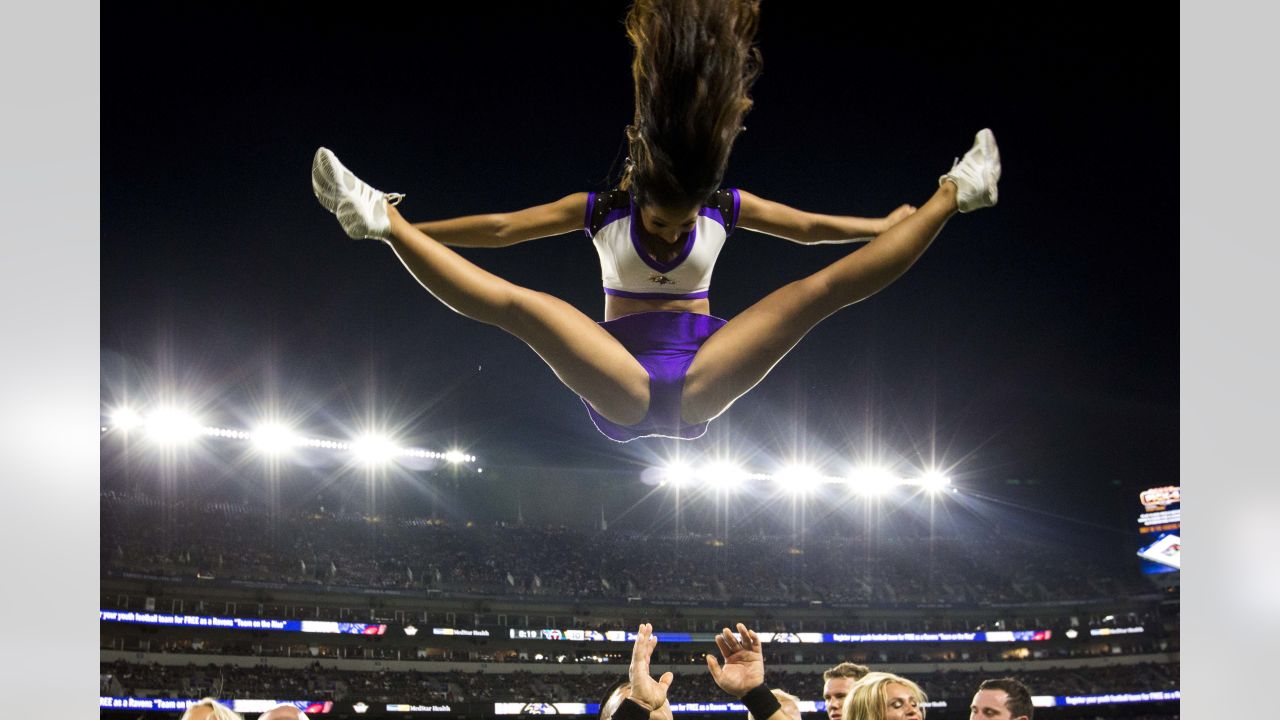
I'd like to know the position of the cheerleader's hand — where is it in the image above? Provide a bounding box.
[877,204,917,234]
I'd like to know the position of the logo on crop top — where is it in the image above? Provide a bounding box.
[649,274,675,285]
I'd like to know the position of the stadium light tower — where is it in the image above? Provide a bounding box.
[849,466,897,496]
[777,464,822,495]
[110,407,144,432]
[662,461,694,487]
[351,434,399,466]
[251,423,300,455]
[145,408,202,445]
[919,470,952,493]
[704,462,745,491]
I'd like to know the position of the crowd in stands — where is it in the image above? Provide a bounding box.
[100,660,1179,704]
[102,635,1176,666]
[100,491,1179,717]
[101,587,1168,635]
[101,493,1157,606]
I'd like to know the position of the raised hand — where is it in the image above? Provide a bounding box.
[705,622,766,698]
[629,623,675,713]
[877,203,918,234]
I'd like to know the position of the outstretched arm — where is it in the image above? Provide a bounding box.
[737,189,916,244]
[410,192,590,248]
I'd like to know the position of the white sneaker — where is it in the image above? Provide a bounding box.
[939,128,1000,213]
[311,147,404,240]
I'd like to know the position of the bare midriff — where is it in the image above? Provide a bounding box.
[604,294,711,322]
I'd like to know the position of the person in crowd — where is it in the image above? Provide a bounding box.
[258,704,309,720]
[823,662,872,720]
[179,698,243,720]
[969,678,1033,720]
[841,671,926,720]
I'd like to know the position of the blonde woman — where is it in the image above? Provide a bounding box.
[841,672,926,720]
[179,697,243,720]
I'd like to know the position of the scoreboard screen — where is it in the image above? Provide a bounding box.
[1135,485,1180,574]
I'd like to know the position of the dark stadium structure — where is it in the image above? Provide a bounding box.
[100,434,1179,719]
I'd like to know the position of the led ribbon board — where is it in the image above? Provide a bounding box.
[507,628,1053,643]
[495,703,592,715]
[1033,691,1181,707]
[100,610,386,635]
[100,699,333,713]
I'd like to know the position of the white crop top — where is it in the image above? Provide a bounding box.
[583,188,741,300]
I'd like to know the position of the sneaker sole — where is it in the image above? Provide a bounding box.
[977,129,999,208]
[311,148,344,214]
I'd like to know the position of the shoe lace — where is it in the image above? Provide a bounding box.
[948,154,981,184]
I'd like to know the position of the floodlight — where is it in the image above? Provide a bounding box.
[777,465,822,494]
[251,424,299,454]
[445,450,468,464]
[351,434,399,465]
[145,408,202,444]
[663,462,694,487]
[111,407,144,431]
[704,462,745,490]
[849,466,897,495]
[920,471,952,492]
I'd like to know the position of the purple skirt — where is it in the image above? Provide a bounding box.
[583,311,728,442]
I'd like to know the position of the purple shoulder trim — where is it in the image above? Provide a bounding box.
[731,188,741,233]
[583,192,597,238]
[699,206,726,227]
[603,287,710,300]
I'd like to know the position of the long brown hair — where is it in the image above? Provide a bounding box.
[620,0,761,209]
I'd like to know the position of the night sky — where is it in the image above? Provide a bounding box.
[101,3,1176,534]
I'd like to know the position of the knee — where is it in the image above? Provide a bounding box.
[793,274,836,307]
[785,274,849,320]
[500,287,548,329]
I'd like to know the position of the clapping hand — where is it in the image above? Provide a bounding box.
[705,622,765,698]
[628,623,674,719]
